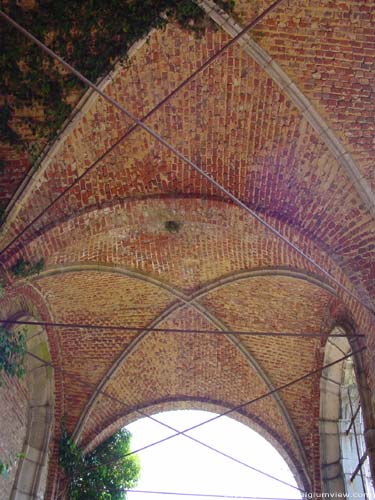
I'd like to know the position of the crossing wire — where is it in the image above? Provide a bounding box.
[2,318,365,338]
[0,6,374,317]
[28,349,303,493]
[124,492,302,500]
[0,0,285,260]
[27,347,365,489]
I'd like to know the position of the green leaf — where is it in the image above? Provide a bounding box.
[59,424,140,499]
[0,326,27,384]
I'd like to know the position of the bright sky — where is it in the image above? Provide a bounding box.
[125,410,302,500]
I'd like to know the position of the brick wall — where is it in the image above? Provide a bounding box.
[0,373,28,499]
[0,1,374,497]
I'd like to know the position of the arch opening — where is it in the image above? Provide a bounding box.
[320,327,374,497]
[0,315,54,500]
[124,408,302,500]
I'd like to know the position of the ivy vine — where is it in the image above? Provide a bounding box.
[0,0,234,165]
[165,220,182,233]
[0,326,27,479]
[0,326,27,384]
[0,459,10,479]
[10,257,45,278]
[0,453,25,480]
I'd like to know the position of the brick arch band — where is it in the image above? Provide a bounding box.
[7,195,370,335]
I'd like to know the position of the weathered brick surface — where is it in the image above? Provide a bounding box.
[0,21,373,304]
[0,2,374,497]
[2,198,373,493]
[0,146,30,209]
[200,275,332,487]
[32,271,176,431]
[0,285,58,498]
[80,308,311,488]
[0,374,28,499]
[5,198,364,299]
[236,0,375,189]
[8,196,373,341]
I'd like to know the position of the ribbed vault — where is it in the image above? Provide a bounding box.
[0,1,374,498]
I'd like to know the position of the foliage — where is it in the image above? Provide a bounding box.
[0,306,27,479]
[0,453,25,479]
[0,207,5,227]
[0,326,27,384]
[0,105,20,144]
[0,459,10,479]
[165,220,182,233]
[10,257,45,278]
[0,0,234,163]
[59,425,140,500]
[0,277,5,298]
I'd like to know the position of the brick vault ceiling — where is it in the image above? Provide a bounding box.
[0,0,374,495]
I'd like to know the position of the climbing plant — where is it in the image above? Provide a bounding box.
[0,459,9,479]
[0,326,27,384]
[0,0,235,161]
[10,257,45,278]
[165,220,182,233]
[0,453,25,479]
[0,326,27,479]
[59,424,140,499]
[0,277,5,298]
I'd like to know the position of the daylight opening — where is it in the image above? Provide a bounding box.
[125,409,302,500]
[340,358,374,499]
